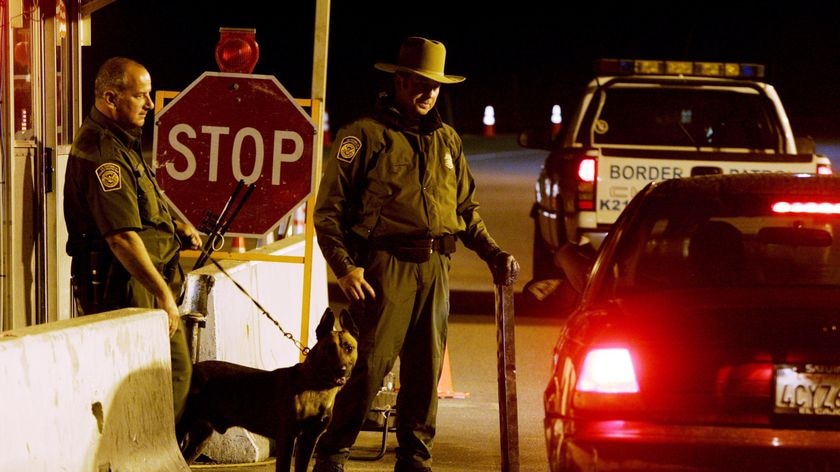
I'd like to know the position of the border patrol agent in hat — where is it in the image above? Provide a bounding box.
[373,36,466,84]
[312,36,519,472]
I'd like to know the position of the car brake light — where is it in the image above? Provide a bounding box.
[577,158,596,210]
[772,201,840,214]
[818,163,833,175]
[577,348,639,393]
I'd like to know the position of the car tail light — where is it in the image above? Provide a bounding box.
[573,347,643,413]
[576,158,596,210]
[577,348,639,393]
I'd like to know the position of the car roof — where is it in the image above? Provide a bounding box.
[645,173,840,201]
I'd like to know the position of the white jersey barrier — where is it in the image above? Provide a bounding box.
[179,234,329,464]
[0,308,190,472]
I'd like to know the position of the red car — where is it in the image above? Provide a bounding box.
[545,173,840,471]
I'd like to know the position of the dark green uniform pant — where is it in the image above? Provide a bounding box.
[72,261,192,423]
[126,270,193,423]
[169,321,192,423]
[316,250,451,469]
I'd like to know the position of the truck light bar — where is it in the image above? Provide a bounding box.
[594,58,765,79]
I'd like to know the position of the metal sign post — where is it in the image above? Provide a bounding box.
[495,283,519,472]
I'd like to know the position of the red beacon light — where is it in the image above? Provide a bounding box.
[215,27,259,74]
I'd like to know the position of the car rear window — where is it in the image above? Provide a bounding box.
[608,200,840,293]
[583,86,781,151]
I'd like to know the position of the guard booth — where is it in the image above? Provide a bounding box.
[2,1,332,468]
[1,0,90,330]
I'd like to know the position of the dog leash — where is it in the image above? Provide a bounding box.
[202,253,310,356]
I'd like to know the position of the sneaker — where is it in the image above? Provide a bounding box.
[312,459,345,472]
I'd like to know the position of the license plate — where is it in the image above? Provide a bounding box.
[774,364,840,416]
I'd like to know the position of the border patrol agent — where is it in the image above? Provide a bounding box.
[312,37,519,472]
[63,57,201,422]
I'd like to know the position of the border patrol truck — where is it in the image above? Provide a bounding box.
[521,59,832,296]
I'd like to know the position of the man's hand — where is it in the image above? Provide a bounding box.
[338,267,376,301]
[491,251,520,286]
[158,293,182,337]
[175,220,202,250]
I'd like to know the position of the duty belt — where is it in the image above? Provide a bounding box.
[368,234,457,254]
[431,234,458,253]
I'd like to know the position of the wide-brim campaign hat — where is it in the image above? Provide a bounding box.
[374,36,465,84]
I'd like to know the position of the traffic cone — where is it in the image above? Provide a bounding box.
[482,105,496,138]
[292,203,306,235]
[438,345,468,399]
[323,110,332,146]
[231,236,246,253]
[551,104,563,139]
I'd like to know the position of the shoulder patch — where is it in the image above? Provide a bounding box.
[443,152,455,169]
[336,136,362,164]
[95,163,122,192]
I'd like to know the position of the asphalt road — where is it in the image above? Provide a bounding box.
[334,312,563,472]
[448,135,547,295]
[193,311,564,472]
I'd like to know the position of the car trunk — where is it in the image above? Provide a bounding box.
[590,288,840,428]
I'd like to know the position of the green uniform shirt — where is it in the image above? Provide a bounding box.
[314,98,500,278]
[64,107,180,272]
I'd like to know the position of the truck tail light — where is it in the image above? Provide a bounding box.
[577,158,596,210]
[818,163,833,175]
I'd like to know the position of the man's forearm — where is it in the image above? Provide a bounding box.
[105,230,173,302]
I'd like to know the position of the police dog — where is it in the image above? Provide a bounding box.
[177,307,358,472]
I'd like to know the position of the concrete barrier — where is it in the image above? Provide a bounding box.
[179,234,330,464]
[0,308,190,472]
[187,235,328,368]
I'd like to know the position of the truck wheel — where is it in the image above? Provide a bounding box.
[532,220,564,281]
[520,219,572,316]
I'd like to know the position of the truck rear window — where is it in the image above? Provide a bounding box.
[585,87,781,151]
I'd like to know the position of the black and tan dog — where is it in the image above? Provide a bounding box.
[176,307,358,471]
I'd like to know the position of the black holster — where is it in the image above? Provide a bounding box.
[71,249,129,315]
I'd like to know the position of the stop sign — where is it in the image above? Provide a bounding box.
[153,72,315,238]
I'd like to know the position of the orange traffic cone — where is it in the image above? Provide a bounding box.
[231,236,246,253]
[292,204,306,235]
[551,104,563,139]
[438,345,469,399]
[323,110,332,146]
[482,105,496,138]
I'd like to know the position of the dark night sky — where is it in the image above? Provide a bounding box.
[86,1,840,137]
